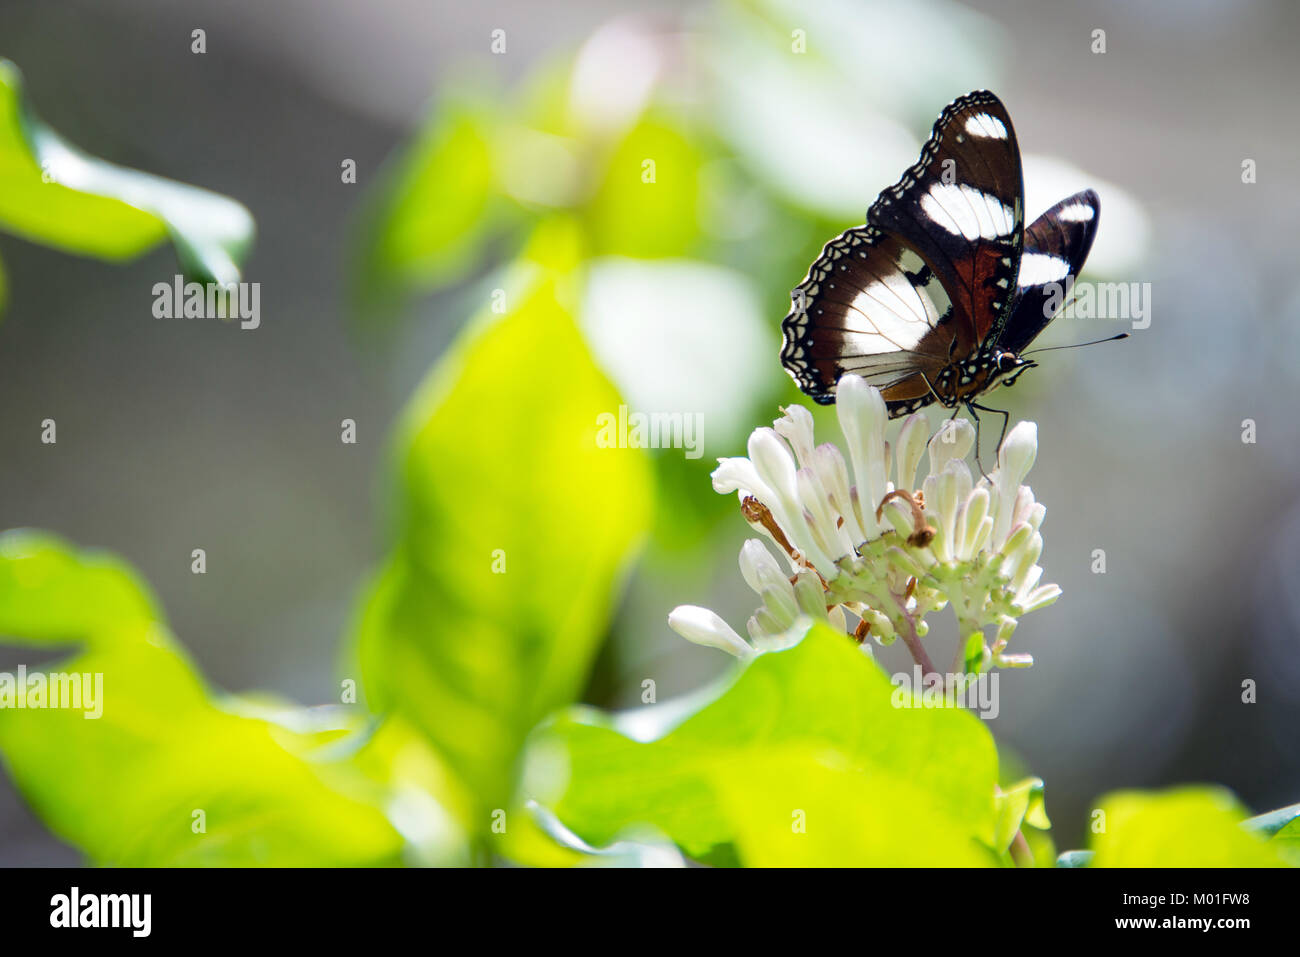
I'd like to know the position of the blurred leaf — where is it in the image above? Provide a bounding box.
[0,530,412,866]
[0,529,161,649]
[1088,787,1296,867]
[500,801,684,868]
[357,98,500,304]
[994,748,1054,866]
[0,59,254,285]
[1055,850,1093,868]
[1273,816,1300,854]
[1243,800,1300,837]
[533,622,998,863]
[993,776,1050,863]
[356,220,654,831]
[584,115,703,258]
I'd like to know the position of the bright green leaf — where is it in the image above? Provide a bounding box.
[714,747,994,867]
[1088,787,1294,867]
[498,802,684,868]
[0,59,254,285]
[533,622,999,862]
[0,531,411,866]
[993,776,1050,864]
[356,99,499,303]
[0,530,160,649]
[584,116,702,258]
[356,221,654,828]
[1273,816,1300,855]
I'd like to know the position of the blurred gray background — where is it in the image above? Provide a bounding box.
[1,0,1298,864]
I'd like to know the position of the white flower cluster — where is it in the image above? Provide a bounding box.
[669,374,1060,675]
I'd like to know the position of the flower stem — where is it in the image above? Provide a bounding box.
[1010,829,1035,867]
[899,605,941,687]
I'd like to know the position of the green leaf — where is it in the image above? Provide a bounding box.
[355,220,654,829]
[1088,787,1295,867]
[0,530,161,649]
[0,59,254,285]
[993,776,1050,862]
[0,531,411,866]
[532,622,999,864]
[500,802,684,868]
[355,98,500,304]
[1243,801,1300,837]
[711,747,995,866]
[583,115,703,258]
[1273,816,1300,855]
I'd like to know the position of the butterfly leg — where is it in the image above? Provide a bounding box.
[963,403,989,480]
[966,401,1010,478]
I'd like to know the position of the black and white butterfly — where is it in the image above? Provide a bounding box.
[780,90,1109,446]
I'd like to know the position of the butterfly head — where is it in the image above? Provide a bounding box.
[993,351,1035,389]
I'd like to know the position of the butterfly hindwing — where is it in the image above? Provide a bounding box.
[998,189,1101,355]
[780,224,953,413]
[866,90,1025,354]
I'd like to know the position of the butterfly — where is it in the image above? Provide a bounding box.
[780,90,1111,452]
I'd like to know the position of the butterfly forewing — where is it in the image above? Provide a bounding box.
[866,91,1026,353]
[998,189,1100,355]
[780,224,953,412]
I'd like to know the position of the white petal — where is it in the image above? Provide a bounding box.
[896,412,930,492]
[1009,535,1044,590]
[797,467,853,567]
[813,443,865,547]
[956,487,990,562]
[1018,583,1062,614]
[773,404,817,468]
[835,374,889,517]
[759,583,801,628]
[930,463,964,563]
[927,418,975,475]
[749,428,832,570]
[668,606,755,658]
[989,424,1038,548]
[996,420,1038,487]
[738,539,787,595]
[711,457,769,499]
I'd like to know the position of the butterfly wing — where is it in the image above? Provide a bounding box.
[780,224,951,412]
[780,91,1025,413]
[998,189,1100,355]
[867,90,1025,354]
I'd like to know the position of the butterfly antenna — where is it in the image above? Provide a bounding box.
[1022,332,1129,356]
